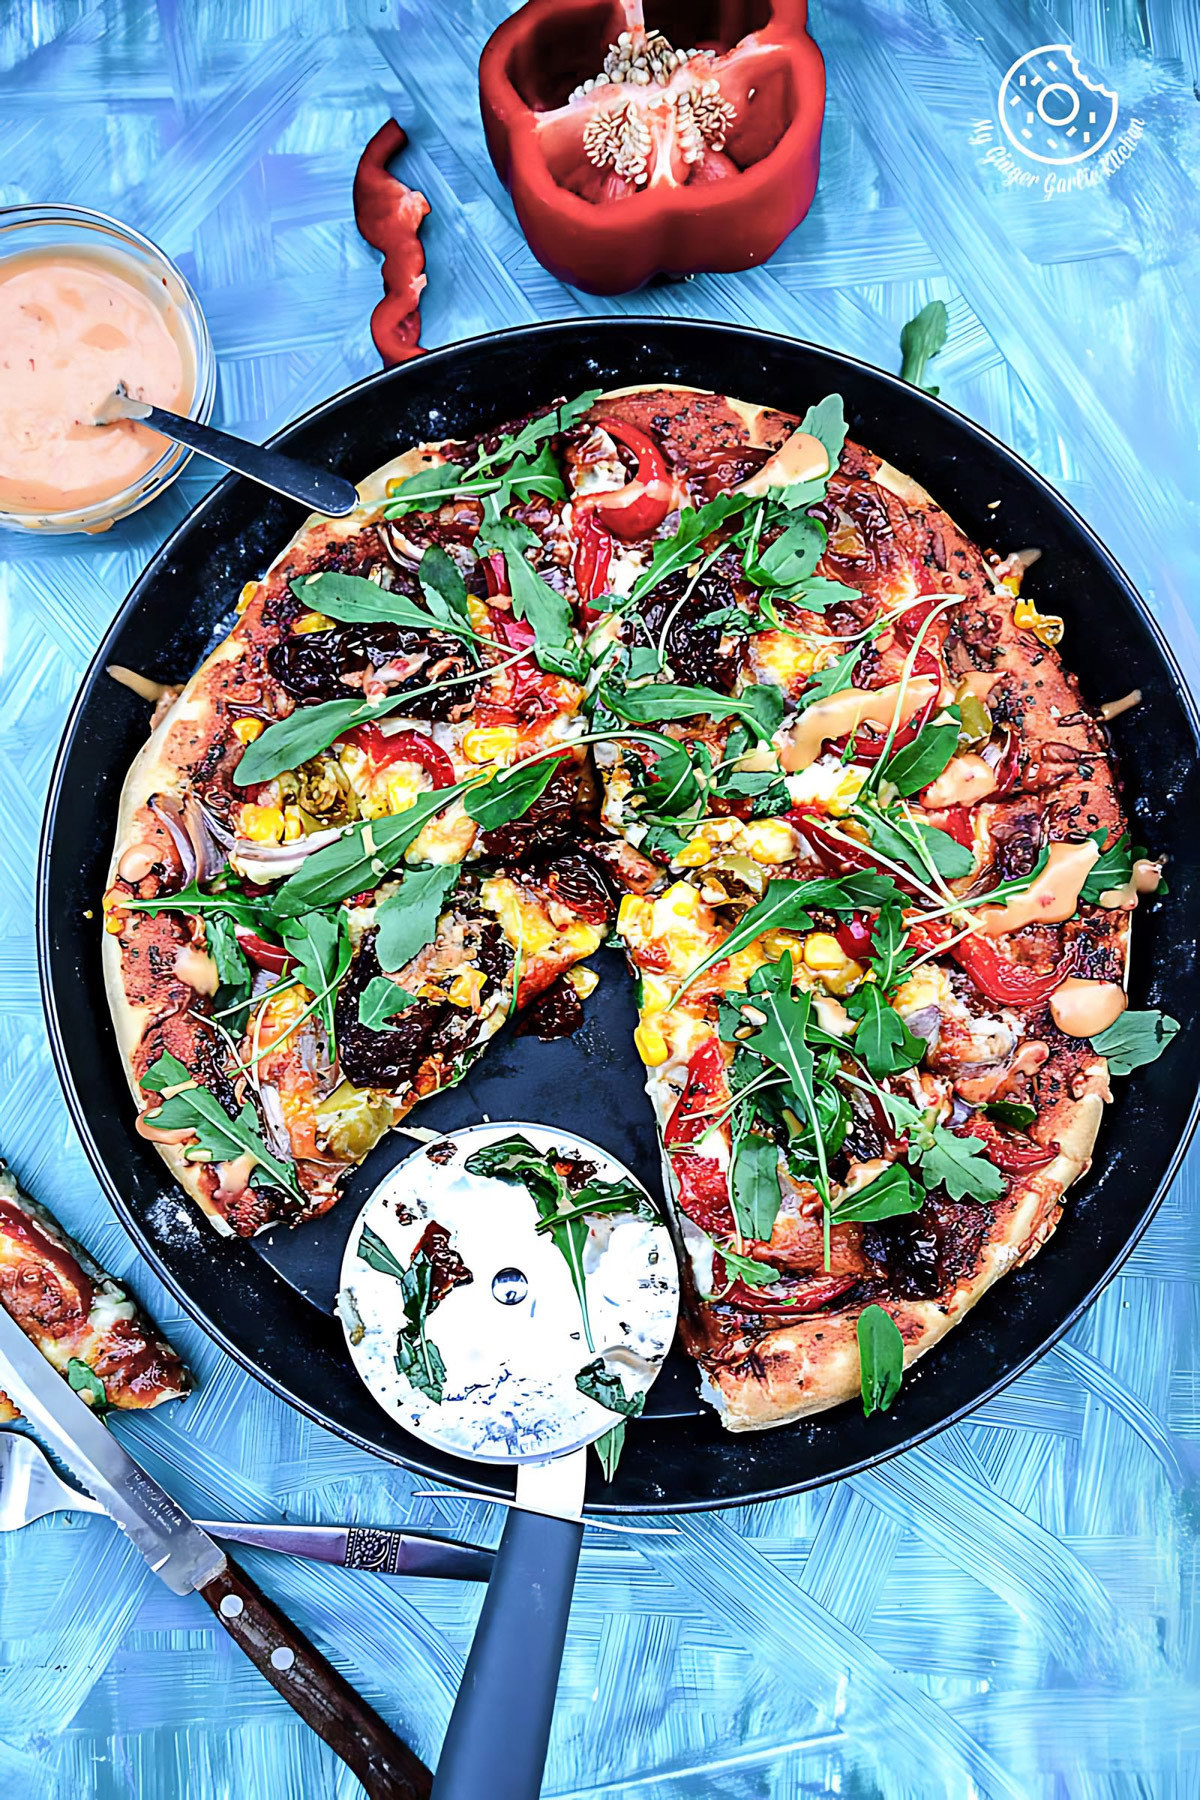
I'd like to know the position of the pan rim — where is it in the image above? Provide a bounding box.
[36,315,1200,1513]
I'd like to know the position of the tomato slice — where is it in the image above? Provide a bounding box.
[952,934,1074,1006]
[789,810,879,877]
[346,724,456,789]
[588,418,675,542]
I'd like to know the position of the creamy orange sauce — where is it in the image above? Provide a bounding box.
[1050,978,1127,1038]
[781,676,941,771]
[921,753,997,809]
[735,427,829,496]
[977,839,1100,938]
[0,250,191,513]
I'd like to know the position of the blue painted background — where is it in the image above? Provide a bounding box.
[2,3,1199,1795]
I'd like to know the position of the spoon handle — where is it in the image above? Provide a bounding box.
[138,402,359,517]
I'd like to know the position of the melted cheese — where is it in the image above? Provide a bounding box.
[977,839,1100,938]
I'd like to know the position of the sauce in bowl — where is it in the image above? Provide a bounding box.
[0,249,193,514]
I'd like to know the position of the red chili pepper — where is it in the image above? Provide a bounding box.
[346,724,455,789]
[829,649,944,760]
[587,418,675,542]
[674,1157,735,1238]
[572,511,613,609]
[479,2,825,295]
[723,1271,858,1314]
[234,927,295,977]
[950,1114,1057,1174]
[834,912,876,961]
[952,934,1075,1007]
[352,120,430,367]
[789,810,879,877]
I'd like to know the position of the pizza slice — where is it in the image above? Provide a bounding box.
[0,1162,189,1419]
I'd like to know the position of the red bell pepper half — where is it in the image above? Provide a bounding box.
[352,120,430,367]
[951,934,1075,1007]
[585,418,675,542]
[345,723,456,790]
[478,1,826,294]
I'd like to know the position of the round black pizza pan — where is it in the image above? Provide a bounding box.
[37,319,1200,1512]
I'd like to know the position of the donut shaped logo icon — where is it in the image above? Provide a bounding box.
[998,45,1119,165]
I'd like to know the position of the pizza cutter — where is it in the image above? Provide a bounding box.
[337,1122,679,1800]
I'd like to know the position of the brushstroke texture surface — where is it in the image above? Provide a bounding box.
[1,3,1198,1795]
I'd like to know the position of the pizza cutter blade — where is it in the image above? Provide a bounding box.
[337,1122,679,1800]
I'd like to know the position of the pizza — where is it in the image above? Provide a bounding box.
[103,381,1176,1431]
[0,1161,189,1420]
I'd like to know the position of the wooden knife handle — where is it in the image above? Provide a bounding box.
[198,1556,431,1799]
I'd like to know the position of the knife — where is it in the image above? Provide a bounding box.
[0,1303,431,1800]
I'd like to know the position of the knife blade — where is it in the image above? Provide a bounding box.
[0,1298,223,1592]
[0,1303,431,1799]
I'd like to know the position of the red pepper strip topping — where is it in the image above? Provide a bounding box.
[834,911,876,961]
[949,1115,1057,1174]
[587,418,676,542]
[352,120,430,368]
[665,1038,736,1235]
[234,927,296,977]
[722,1271,859,1315]
[894,591,948,644]
[789,810,883,878]
[951,934,1075,1007]
[832,647,944,760]
[571,511,613,611]
[346,723,456,789]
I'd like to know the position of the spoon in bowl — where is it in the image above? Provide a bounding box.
[94,384,359,516]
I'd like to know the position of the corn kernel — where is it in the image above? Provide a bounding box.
[617,894,649,938]
[827,770,866,817]
[742,819,796,865]
[567,966,599,1000]
[282,806,304,843]
[803,932,849,972]
[463,726,518,765]
[673,834,712,869]
[236,581,258,614]
[238,803,285,844]
[449,969,486,1011]
[293,610,333,634]
[467,596,491,633]
[634,1019,669,1066]
[1013,595,1064,647]
[104,911,125,934]
[664,881,702,919]
[233,717,264,745]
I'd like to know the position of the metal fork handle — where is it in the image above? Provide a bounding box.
[195,1519,493,1581]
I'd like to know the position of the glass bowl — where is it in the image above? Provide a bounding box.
[0,204,216,535]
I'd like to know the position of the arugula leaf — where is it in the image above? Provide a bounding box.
[1078,831,1142,906]
[204,911,253,1016]
[730,1131,782,1242]
[357,1224,454,1404]
[603,678,783,743]
[899,300,949,396]
[594,1422,628,1481]
[880,716,959,796]
[629,493,756,603]
[796,640,864,713]
[1091,1009,1180,1074]
[498,442,568,506]
[714,1243,782,1288]
[482,515,584,681]
[289,569,454,637]
[863,904,912,992]
[418,545,475,648]
[576,1358,647,1420]
[233,694,391,787]
[626,734,706,818]
[670,880,824,1000]
[744,515,825,590]
[473,389,603,473]
[356,1222,408,1279]
[270,785,463,914]
[845,985,926,1076]
[278,909,351,1047]
[915,1126,1004,1205]
[122,874,268,927]
[140,1052,303,1199]
[834,1162,924,1223]
[735,959,830,1206]
[793,575,863,612]
[862,808,974,883]
[638,821,692,861]
[710,766,791,818]
[383,462,470,516]
[66,1359,111,1412]
[375,864,459,973]
[357,977,419,1030]
[465,1136,596,1349]
[797,394,849,476]
[463,754,567,830]
[857,1304,904,1417]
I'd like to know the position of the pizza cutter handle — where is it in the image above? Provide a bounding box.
[432,1507,584,1800]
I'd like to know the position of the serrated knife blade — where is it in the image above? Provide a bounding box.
[0,1303,224,1593]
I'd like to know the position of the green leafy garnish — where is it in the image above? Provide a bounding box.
[375,864,460,973]
[383,462,469,516]
[603,678,783,743]
[834,1163,924,1223]
[356,1222,408,1279]
[795,639,865,713]
[629,493,756,604]
[861,807,974,883]
[594,1423,628,1481]
[576,1358,646,1420]
[480,515,584,681]
[983,1100,1038,1131]
[140,1052,303,1200]
[462,753,569,831]
[714,1244,783,1289]
[899,300,949,396]
[356,1224,454,1405]
[914,1124,1004,1205]
[669,880,825,1002]
[418,545,476,649]
[857,1304,905,1416]
[1077,831,1145,906]
[472,389,603,474]
[879,714,960,796]
[1091,1009,1180,1074]
[357,977,419,1030]
[277,908,351,1048]
[66,1359,111,1413]
[270,784,464,915]
[730,1131,782,1242]
[289,568,452,634]
[233,694,392,787]
[796,394,849,479]
[845,985,926,1076]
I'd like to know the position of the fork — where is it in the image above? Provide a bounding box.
[0,1431,492,1580]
